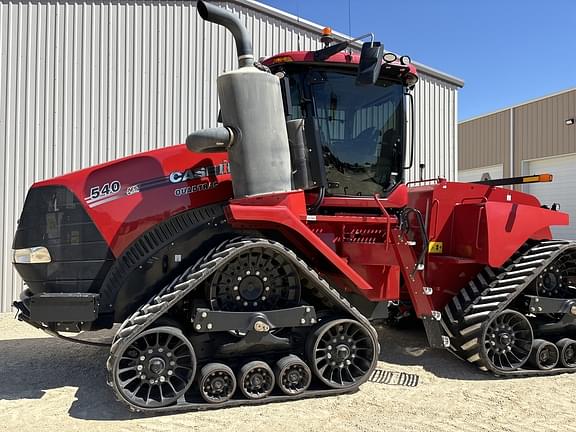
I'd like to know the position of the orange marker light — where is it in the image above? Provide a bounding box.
[537,173,554,182]
[522,173,553,183]
[270,56,294,64]
[322,27,332,36]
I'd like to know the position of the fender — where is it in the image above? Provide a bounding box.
[483,201,568,267]
[224,190,435,318]
[99,203,233,324]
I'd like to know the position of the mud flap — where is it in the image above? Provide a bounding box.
[422,316,450,348]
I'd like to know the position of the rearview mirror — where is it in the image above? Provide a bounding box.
[356,41,383,85]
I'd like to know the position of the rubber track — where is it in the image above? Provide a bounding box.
[442,239,576,377]
[106,237,380,413]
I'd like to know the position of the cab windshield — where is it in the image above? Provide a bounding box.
[288,68,405,196]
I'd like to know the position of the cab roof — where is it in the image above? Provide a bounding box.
[262,50,418,83]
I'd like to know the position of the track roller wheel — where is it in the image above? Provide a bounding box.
[198,363,237,403]
[274,355,311,396]
[238,360,275,399]
[112,326,196,408]
[306,318,377,389]
[556,339,576,368]
[529,339,560,370]
[480,310,533,372]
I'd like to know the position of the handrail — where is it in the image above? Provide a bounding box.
[406,177,446,187]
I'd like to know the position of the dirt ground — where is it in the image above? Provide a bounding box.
[1,313,575,432]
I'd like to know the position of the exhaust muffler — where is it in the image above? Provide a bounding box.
[187,0,292,198]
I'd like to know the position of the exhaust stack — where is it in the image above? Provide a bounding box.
[188,0,292,198]
[196,0,253,68]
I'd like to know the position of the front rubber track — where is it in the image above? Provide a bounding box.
[106,237,380,413]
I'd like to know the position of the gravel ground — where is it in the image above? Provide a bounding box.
[1,312,576,432]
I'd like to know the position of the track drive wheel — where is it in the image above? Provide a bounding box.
[238,360,275,399]
[274,355,312,396]
[210,247,301,312]
[306,318,377,389]
[112,326,196,408]
[198,363,237,403]
[480,310,533,372]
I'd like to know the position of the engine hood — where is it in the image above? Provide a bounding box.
[31,144,233,256]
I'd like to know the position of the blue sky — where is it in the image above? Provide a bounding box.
[258,0,576,121]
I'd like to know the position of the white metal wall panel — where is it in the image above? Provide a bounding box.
[524,154,576,240]
[458,164,503,183]
[408,74,459,184]
[0,0,459,312]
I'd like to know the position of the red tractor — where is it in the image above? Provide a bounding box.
[11,1,576,412]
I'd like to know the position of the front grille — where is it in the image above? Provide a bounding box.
[13,185,114,294]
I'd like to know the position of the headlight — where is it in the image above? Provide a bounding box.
[12,247,52,264]
[400,55,411,65]
[383,53,397,63]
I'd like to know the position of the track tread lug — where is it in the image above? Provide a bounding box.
[459,322,483,337]
[462,310,491,325]
[460,337,479,352]
[451,296,463,313]
[470,302,501,312]
[443,304,457,326]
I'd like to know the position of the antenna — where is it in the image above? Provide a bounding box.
[296,0,301,51]
[348,0,351,36]
[347,0,352,54]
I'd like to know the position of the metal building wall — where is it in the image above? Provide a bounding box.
[459,110,511,176]
[410,74,459,183]
[514,89,576,175]
[458,88,576,178]
[0,0,460,312]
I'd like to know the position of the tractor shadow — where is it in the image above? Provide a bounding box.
[375,322,497,381]
[0,330,141,421]
[0,323,498,421]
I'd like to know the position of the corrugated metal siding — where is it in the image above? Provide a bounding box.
[514,89,576,174]
[459,89,576,179]
[409,74,458,183]
[0,0,459,312]
[458,110,511,176]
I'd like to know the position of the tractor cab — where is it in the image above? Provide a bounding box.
[263,39,418,200]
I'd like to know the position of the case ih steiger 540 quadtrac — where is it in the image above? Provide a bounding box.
[11,0,576,413]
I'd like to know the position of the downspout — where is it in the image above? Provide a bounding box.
[509,107,514,189]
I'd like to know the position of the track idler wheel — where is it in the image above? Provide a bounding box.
[198,363,237,403]
[480,310,533,372]
[306,318,377,389]
[274,355,311,396]
[113,326,196,408]
[238,360,275,399]
[556,338,576,368]
[529,339,560,370]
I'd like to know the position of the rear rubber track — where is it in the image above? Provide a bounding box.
[442,239,576,377]
[106,237,380,413]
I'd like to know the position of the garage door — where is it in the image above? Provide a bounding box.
[524,154,576,240]
[458,164,503,183]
